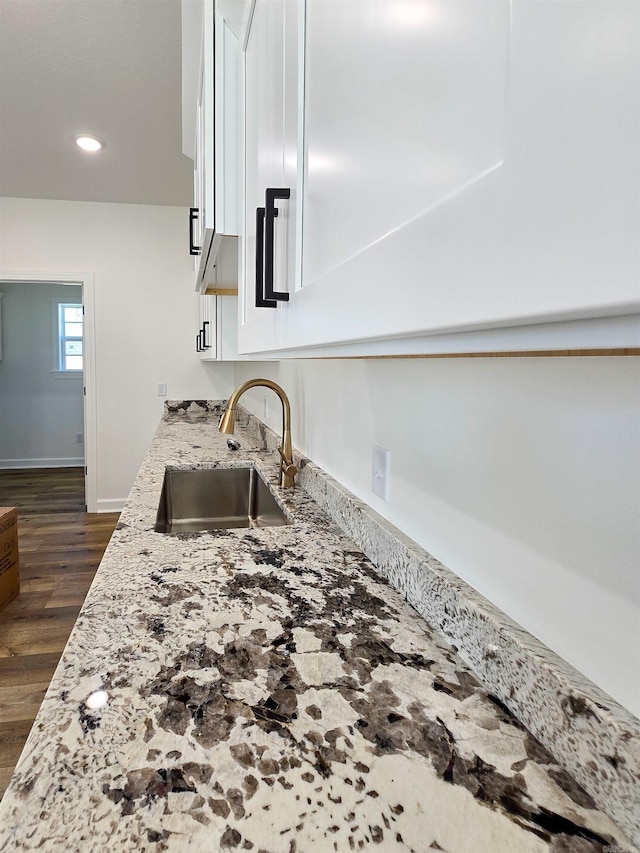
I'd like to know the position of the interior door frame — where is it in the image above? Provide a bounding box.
[0,269,98,512]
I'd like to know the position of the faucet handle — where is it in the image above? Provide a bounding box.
[277,447,298,479]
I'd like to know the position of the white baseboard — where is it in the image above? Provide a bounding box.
[0,457,84,469]
[95,498,127,513]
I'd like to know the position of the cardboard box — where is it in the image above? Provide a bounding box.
[0,507,20,612]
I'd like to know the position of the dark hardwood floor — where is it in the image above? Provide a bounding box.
[0,468,119,800]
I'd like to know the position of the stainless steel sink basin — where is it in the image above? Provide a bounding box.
[154,466,289,533]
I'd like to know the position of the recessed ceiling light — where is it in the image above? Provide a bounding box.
[74,134,104,152]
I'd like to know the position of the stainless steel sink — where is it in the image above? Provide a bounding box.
[154,466,290,533]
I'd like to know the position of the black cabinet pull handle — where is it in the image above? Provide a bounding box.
[201,321,211,349]
[255,206,276,308]
[264,188,290,302]
[189,207,201,256]
[196,331,202,352]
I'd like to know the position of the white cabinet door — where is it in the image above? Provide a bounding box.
[277,0,639,353]
[238,0,301,354]
[214,12,240,242]
[195,292,240,361]
[189,1,213,269]
[195,294,216,361]
[192,1,241,293]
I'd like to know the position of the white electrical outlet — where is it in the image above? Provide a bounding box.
[157,382,167,396]
[372,445,390,501]
[263,395,269,420]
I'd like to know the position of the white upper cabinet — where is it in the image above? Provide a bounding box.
[195,291,240,361]
[190,235,241,360]
[288,0,510,350]
[238,0,301,353]
[182,0,242,361]
[187,0,241,294]
[195,293,216,361]
[236,0,640,356]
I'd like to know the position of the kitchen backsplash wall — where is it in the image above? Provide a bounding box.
[233,356,640,718]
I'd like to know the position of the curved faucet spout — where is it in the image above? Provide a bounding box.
[219,379,297,488]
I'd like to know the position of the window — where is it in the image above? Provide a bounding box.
[57,303,83,371]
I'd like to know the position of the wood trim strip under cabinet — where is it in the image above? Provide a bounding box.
[204,286,238,296]
[318,348,640,360]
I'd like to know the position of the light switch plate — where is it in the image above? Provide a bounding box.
[372,445,390,501]
[157,382,167,396]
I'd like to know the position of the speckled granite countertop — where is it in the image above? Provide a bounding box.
[0,402,636,852]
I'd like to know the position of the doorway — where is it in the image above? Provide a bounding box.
[0,271,97,511]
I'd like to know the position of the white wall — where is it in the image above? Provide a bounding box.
[0,281,84,467]
[0,197,235,509]
[233,357,640,717]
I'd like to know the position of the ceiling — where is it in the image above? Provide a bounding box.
[0,0,193,206]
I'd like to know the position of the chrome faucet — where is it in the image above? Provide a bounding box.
[219,379,298,488]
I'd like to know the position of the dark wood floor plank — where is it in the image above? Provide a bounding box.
[0,683,50,724]
[0,590,54,615]
[0,468,86,514]
[0,468,118,800]
[0,768,15,799]
[0,720,33,768]
[0,652,60,687]
[0,605,89,658]
[45,573,98,609]
[0,719,35,767]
